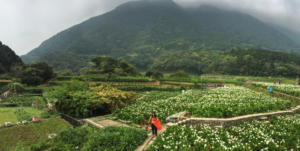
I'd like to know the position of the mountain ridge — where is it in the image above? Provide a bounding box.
[20,1,300,73]
[0,41,24,74]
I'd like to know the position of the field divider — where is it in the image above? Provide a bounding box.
[247,85,300,106]
[166,106,300,129]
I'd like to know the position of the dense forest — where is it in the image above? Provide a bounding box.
[20,0,300,73]
[86,56,138,76]
[151,48,300,77]
[0,41,23,74]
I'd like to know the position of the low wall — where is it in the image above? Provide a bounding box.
[167,106,300,129]
[83,119,104,129]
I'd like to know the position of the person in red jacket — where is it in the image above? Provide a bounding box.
[148,112,159,137]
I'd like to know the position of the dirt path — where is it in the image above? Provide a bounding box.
[135,126,167,151]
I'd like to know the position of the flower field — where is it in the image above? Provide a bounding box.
[148,115,300,151]
[113,90,204,123]
[187,87,291,118]
[251,82,300,97]
[137,91,181,103]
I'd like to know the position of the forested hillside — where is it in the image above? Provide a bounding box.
[267,23,300,46]
[0,41,23,74]
[152,47,300,77]
[20,0,300,74]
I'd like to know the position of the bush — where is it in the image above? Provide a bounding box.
[15,110,32,122]
[145,70,163,79]
[24,88,43,94]
[169,71,189,78]
[52,128,88,151]
[21,62,54,86]
[55,69,73,76]
[45,80,136,118]
[82,126,147,151]
[235,77,247,82]
[0,73,12,80]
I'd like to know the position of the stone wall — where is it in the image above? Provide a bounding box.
[166,106,300,129]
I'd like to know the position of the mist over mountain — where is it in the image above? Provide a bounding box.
[20,0,300,73]
[267,23,300,46]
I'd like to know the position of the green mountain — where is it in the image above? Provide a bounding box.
[267,23,300,46]
[20,0,300,73]
[0,41,23,74]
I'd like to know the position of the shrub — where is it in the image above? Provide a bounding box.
[45,80,136,118]
[145,70,163,79]
[234,77,247,82]
[82,126,147,151]
[169,71,189,78]
[21,62,54,86]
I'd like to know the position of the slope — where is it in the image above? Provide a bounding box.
[193,5,298,52]
[20,1,300,73]
[267,23,300,46]
[0,41,24,74]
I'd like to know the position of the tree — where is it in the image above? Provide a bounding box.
[20,62,54,86]
[88,56,139,76]
[268,61,276,76]
[7,78,24,93]
[145,70,163,79]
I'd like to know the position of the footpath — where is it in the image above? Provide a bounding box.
[83,115,166,151]
[135,125,166,151]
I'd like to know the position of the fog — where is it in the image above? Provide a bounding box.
[0,0,299,55]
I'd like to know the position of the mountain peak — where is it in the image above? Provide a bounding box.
[197,4,228,13]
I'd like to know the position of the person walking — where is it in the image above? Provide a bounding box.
[148,112,158,137]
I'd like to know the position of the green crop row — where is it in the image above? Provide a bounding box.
[251,82,300,97]
[117,86,183,92]
[55,76,85,81]
[89,77,156,82]
[159,77,245,85]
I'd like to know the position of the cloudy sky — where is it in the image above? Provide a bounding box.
[0,0,299,56]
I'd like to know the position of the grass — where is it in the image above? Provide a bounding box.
[0,107,46,125]
[0,118,71,151]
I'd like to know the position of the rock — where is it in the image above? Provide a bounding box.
[260,117,268,120]
[5,122,12,127]
[22,121,28,124]
[214,125,223,128]
[264,121,270,124]
[126,121,132,124]
[48,133,56,139]
[112,117,118,120]
[166,123,177,127]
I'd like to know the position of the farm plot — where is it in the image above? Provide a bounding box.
[251,82,300,97]
[137,91,181,103]
[113,90,204,123]
[148,114,300,151]
[0,118,71,150]
[187,87,291,118]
